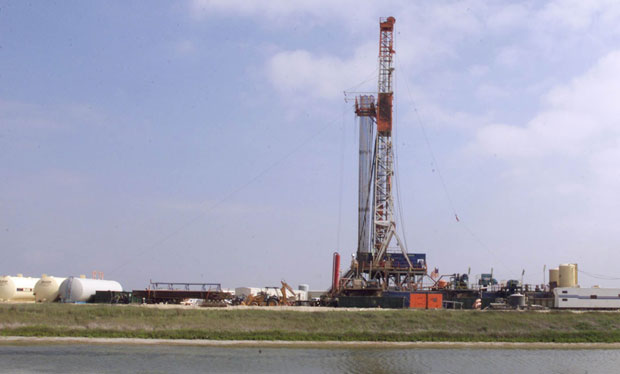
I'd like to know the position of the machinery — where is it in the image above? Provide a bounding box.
[243,287,281,306]
[132,281,230,304]
[326,17,559,310]
[241,282,300,306]
[478,273,498,287]
[336,17,427,297]
[280,280,297,305]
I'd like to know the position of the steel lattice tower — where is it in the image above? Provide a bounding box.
[371,17,410,267]
[342,16,426,294]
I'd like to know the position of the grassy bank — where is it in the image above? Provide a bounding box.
[2,304,620,343]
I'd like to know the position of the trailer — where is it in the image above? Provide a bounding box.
[554,287,620,309]
[133,282,231,304]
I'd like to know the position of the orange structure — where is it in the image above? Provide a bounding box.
[376,16,395,133]
[410,293,427,309]
[409,292,443,309]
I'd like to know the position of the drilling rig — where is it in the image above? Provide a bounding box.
[334,17,427,297]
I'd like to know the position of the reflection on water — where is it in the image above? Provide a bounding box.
[0,344,618,374]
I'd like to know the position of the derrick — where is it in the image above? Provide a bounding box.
[339,17,427,296]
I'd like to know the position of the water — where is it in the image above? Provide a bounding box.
[0,344,618,373]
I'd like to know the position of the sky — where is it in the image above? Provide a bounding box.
[2,1,620,290]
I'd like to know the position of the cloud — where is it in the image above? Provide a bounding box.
[257,3,488,101]
[468,65,489,77]
[495,46,526,68]
[538,0,616,30]
[486,3,530,30]
[0,100,63,130]
[188,1,487,72]
[1,169,89,198]
[190,0,321,18]
[475,84,509,101]
[0,99,105,131]
[444,49,620,281]
[266,43,377,100]
[157,198,274,218]
[174,40,196,55]
[475,50,620,160]
[189,0,379,25]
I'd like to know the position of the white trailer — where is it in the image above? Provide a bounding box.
[554,287,620,309]
[234,287,263,297]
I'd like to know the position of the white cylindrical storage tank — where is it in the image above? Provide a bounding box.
[559,264,576,287]
[58,277,123,302]
[549,268,559,286]
[298,284,310,292]
[294,290,308,301]
[0,275,39,302]
[573,263,578,287]
[0,276,14,301]
[34,275,66,302]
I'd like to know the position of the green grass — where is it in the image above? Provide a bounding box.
[2,304,620,342]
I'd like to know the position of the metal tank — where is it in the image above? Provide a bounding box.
[549,268,559,287]
[298,284,309,292]
[508,293,526,308]
[559,264,577,287]
[58,277,123,302]
[573,263,578,286]
[357,96,374,255]
[34,275,66,302]
[0,274,39,302]
[332,252,340,292]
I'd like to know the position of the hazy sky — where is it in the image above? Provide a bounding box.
[3,1,620,290]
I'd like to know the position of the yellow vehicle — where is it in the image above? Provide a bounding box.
[280,280,298,306]
[243,287,280,306]
[242,282,298,306]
